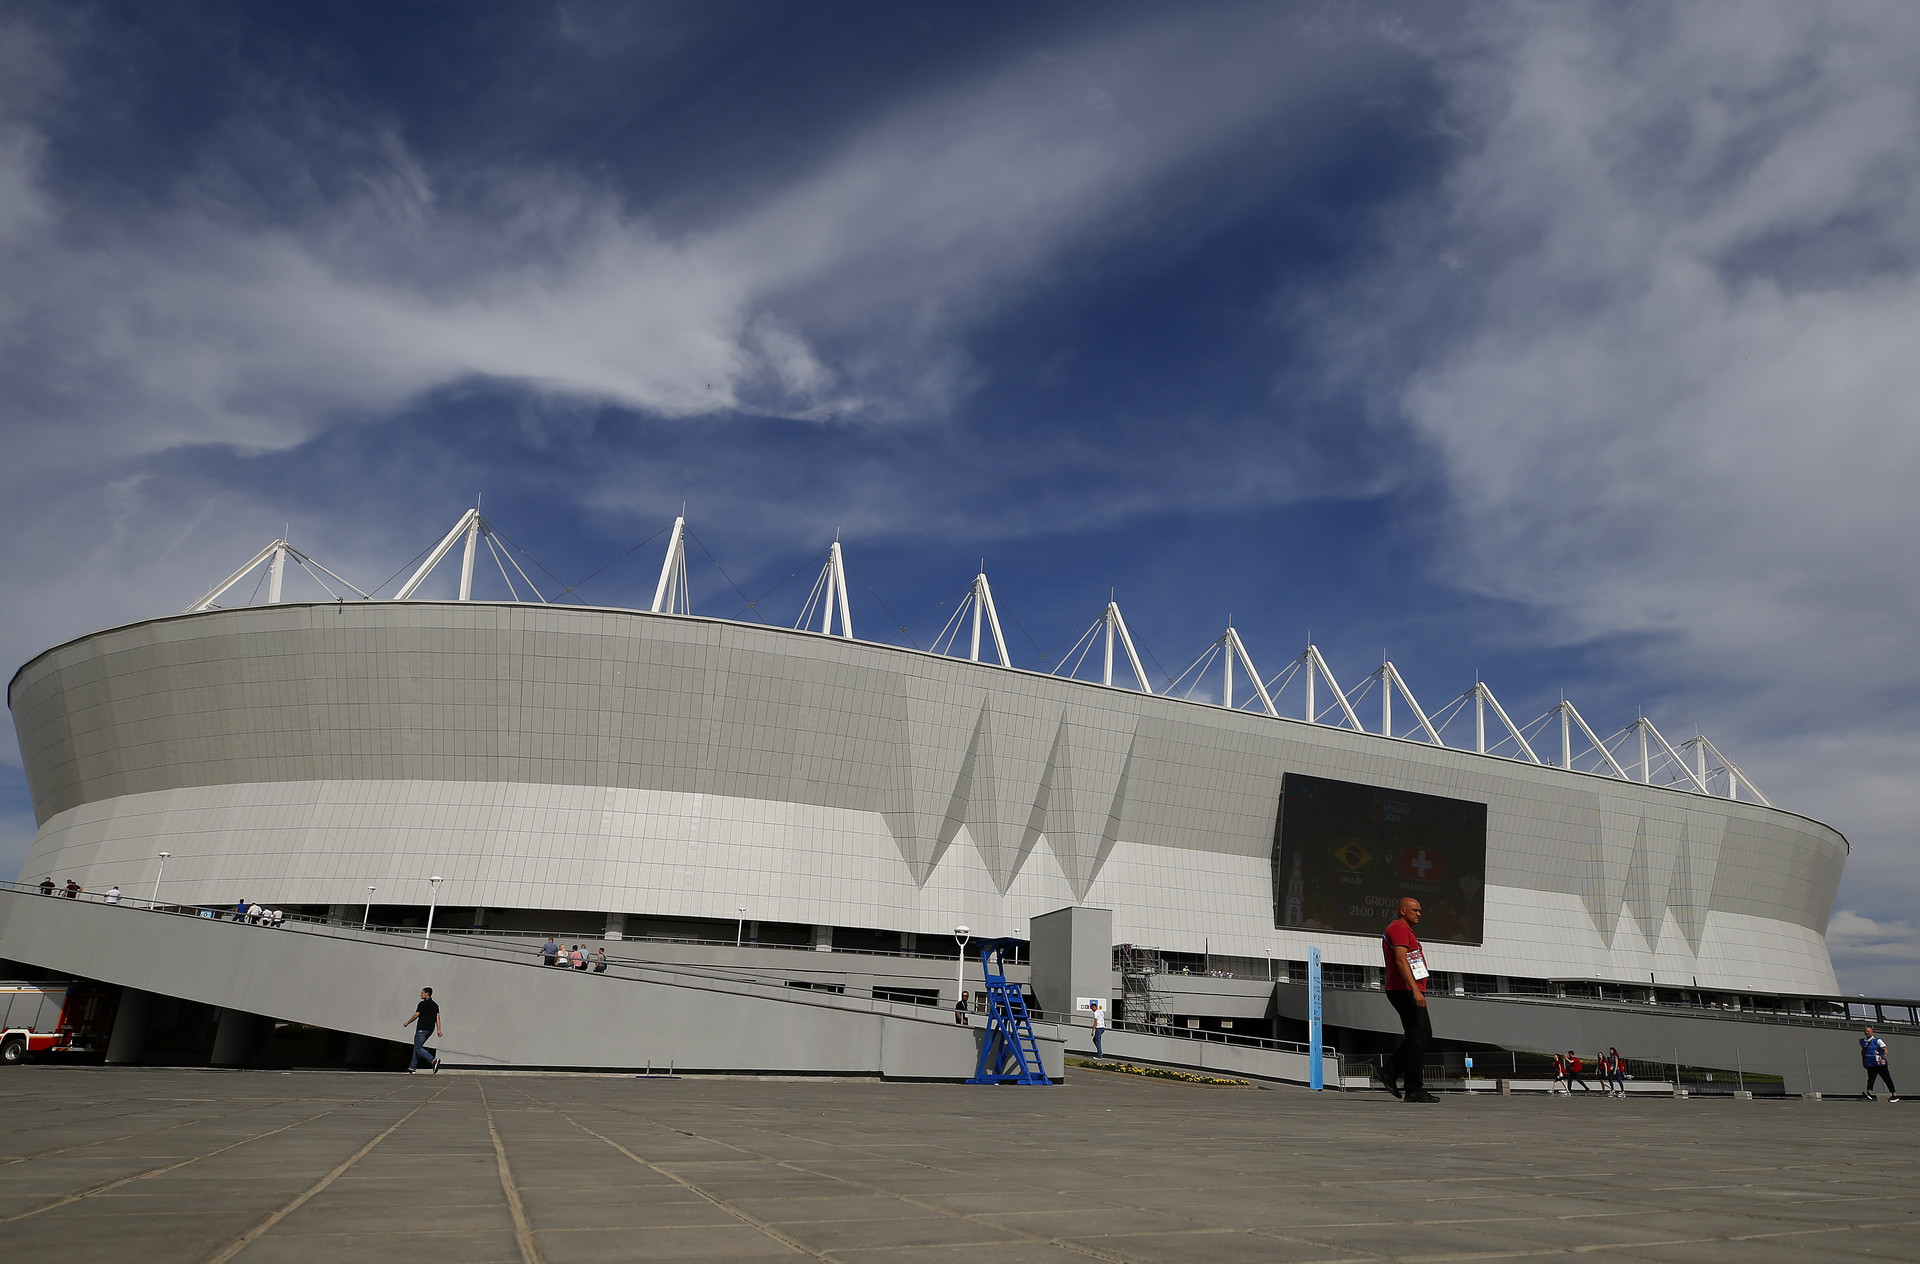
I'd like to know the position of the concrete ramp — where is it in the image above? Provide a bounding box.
[0,890,1059,1079]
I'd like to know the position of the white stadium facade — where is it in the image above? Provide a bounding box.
[9,511,1847,1011]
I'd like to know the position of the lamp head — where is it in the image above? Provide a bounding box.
[955,924,970,938]
[158,851,171,859]
[430,875,443,883]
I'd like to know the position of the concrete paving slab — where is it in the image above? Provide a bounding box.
[6,1068,1920,1263]
[240,1231,528,1263]
[534,1223,805,1261]
[779,1215,1025,1250]
[825,1244,1127,1264]
[733,1193,927,1222]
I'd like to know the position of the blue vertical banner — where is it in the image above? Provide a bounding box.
[1308,946,1324,1091]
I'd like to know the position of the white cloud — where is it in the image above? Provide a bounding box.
[0,6,1414,753]
[1826,909,1920,996]
[0,7,1396,478]
[1371,3,1920,976]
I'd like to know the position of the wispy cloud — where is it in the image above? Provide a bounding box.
[1826,910,1920,995]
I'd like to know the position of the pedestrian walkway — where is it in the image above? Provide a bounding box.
[2,1067,1916,1263]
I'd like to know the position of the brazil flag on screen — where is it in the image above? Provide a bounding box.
[1272,773,1487,946]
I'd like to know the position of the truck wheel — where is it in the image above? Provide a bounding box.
[0,1037,25,1065]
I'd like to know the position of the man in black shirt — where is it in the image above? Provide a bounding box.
[403,987,442,1073]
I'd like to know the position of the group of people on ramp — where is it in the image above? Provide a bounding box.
[1551,1050,1627,1096]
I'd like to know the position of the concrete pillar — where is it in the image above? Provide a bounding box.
[747,920,759,945]
[210,1009,268,1067]
[471,907,489,930]
[900,931,917,954]
[1029,904,1114,1023]
[812,924,833,952]
[326,904,355,926]
[106,988,156,1065]
[603,912,626,941]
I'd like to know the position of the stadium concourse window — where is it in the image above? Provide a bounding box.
[1508,977,1554,997]
[832,927,908,953]
[1461,973,1500,996]
[873,986,938,1007]
[1320,962,1367,989]
[784,980,846,995]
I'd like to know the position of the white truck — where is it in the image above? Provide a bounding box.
[0,981,114,1064]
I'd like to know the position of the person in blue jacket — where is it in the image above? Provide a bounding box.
[1862,1025,1899,1101]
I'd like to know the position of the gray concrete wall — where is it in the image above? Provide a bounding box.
[1275,982,1902,1096]
[1028,904,1112,1020]
[0,889,1061,1079]
[1072,1027,1318,1086]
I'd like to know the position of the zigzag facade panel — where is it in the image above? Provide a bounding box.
[9,602,1846,993]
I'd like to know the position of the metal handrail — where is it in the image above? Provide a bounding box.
[1300,975,1891,1032]
[1110,1018,1325,1059]
[0,881,1018,1028]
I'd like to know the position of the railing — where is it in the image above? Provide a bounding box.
[1304,974,1895,1033]
[1353,1048,1790,1096]
[13,881,1905,1041]
[425,924,1012,965]
[0,881,1010,1028]
[1111,1018,1320,1058]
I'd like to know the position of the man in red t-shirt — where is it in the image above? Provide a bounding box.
[1381,897,1439,1103]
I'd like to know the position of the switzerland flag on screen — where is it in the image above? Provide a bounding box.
[1397,847,1444,882]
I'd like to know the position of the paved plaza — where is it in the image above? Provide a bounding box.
[0,1065,1914,1264]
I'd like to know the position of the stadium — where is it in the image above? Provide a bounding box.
[1,510,1865,1084]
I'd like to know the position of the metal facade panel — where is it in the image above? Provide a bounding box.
[9,601,1847,992]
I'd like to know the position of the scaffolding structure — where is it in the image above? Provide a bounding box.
[1117,944,1170,1026]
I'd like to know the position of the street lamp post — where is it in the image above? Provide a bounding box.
[363,887,376,931]
[423,876,444,946]
[736,907,746,949]
[954,924,972,1014]
[151,852,170,906]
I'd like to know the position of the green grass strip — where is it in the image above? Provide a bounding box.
[1068,1056,1250,1087]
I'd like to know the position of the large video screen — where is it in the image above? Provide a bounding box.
[1272,773,1487,946]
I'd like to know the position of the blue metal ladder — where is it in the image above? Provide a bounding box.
[967,937,1052,1085]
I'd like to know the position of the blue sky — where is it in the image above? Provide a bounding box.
[4,2,1919,991]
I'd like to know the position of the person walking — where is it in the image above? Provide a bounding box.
[1382,896,1438,1103]
[591,947,608,973]
[539,936,560,967]
[1551,1053,1568,1094]
[248,902,265,925]
[570,944,586,970]
[954,991,970,1025]
[1090,1000,1108,1058]
[402,987,442,1073]
[235,897,249,921]
[1566,1050,1591,1093]
[38,876,55,896]
[1862,1025,1899,1101]
[1606,1047,1626,1097]
[106,885,121,905]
